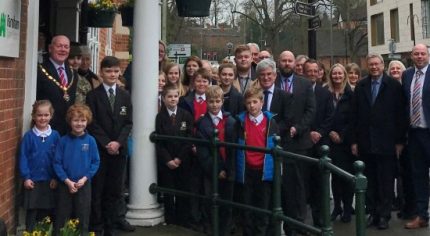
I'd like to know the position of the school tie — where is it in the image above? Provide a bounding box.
[371,80,379,105]
[170,113,176,125]
[58,66,67,87]
[198,96,204,104]
[411,70,423,126]
[263,90,270,111]
[108,88,115,110]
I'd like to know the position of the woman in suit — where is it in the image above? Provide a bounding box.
[326,64,355,223]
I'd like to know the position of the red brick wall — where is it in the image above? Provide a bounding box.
[0,0,28,231]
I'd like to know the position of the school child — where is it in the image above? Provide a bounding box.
[178,67,210,229]
[218,63,244,117]
[86,56,133,236]
[155,84,194,225]
[179,67,210,122]
[158,71,167,111]
[236,86,279,236]
[195,85,237,235]
[53,104,100,235]
[19,100,60,231]
[164,63,187,97]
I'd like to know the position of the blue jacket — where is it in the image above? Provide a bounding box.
[236,111,279,183]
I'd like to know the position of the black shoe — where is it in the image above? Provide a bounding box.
[116,220,135,232]
[341,212,352,223]
[330,208,343,221]
[366,215,379,228]
[103,229,115,236]
[378,218,389,230]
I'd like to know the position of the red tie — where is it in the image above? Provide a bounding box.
[58,67,67,87]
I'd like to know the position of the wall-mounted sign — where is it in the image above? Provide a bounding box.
[0,0,21,58]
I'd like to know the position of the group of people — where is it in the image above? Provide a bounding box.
[22,35,133,236]
[21,32,430,236]
[155,42,430,236]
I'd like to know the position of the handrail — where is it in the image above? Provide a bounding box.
[149,131,367,236]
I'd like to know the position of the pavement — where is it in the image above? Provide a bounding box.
[119,213,430,236]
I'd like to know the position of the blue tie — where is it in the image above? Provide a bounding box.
[371,80,379,105]
[263,90,270,111]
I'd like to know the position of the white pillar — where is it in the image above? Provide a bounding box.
[126,0,164,226]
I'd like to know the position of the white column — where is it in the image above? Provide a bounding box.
[126,0,164,226]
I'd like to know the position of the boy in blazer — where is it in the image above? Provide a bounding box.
[195,85,237,235]
[86,56,133,236]
[155,84,194,226]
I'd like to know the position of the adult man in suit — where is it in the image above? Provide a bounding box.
[233,45,257,94]
[275,50,316,235]
[37,35,78,135]
[402,43,430,229]
[303,59,334,226]
[350,53,407,230]
[86,56,133,236]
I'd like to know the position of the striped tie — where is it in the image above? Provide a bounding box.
[411,70,423,126]
[58,67,67,87]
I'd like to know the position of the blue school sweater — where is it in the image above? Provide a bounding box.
[53,132,100,182]
[19,129,60,181]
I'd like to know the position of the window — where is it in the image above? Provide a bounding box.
[371,13,385,46]
[87,28,99,73]
[370,0,383,6]
[422,0,430,38]
[390,9,399,42]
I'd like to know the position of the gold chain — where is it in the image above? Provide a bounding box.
[39,64,75,101]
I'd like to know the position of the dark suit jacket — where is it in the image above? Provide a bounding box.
[37,59,78,135]
[311,83,334,146]
[275,73,316,151]
[155,106,193,166]
[266,87,290,142]
[350,73,407,156]
[195,112,237,181]
[222,86,244,117]
[86,85,133,156]
[402,66,430,126]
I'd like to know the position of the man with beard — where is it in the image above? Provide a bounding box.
[275,50,316,236]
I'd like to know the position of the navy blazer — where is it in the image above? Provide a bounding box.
[86,85,133,156]
[351,73,407,156]
[311,83,334,146]
[401,66,430,126]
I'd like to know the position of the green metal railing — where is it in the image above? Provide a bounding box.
[149,130,367,236]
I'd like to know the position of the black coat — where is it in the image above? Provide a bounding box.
[311,83,334,146]
[265,87,291,145]
[86,85,133,156]
[275,74,316,151]
[350,73,407,156]
[330,85,353,146]
[37,59,78,135]
[222,86,244,117]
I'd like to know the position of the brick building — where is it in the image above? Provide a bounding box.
[0,0,131,232]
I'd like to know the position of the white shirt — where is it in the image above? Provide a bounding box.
[103,83,117,96]
[209,111,223,126]
[248,112,264,125]
[264,85,275,110]
[195,93,206,102]
[49,58,68,83]
[32,125,52,138]
[167,107,177,117]
[411,65,428,128]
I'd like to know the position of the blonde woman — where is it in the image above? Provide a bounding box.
[387,60,406,83]
[164,63,187,97]
[327,64,355,223]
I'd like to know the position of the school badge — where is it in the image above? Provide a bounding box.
[180,122,187,131]
[81,144,89,152]
[120,106,127,115]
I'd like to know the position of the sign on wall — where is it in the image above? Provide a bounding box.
[0,0,21,58]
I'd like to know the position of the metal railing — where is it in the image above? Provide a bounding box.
[149,130,367,236]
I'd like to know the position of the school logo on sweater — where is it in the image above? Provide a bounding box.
[81,144,89,152]
[120,106,127,115]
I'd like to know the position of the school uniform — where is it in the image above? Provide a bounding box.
[53,132,100,236]
[155,106,193,225]
[222,86,244,117]
[195,111,237,235]
[86,83,133,234]
[236,111,279,236]
[19,126,60,231]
